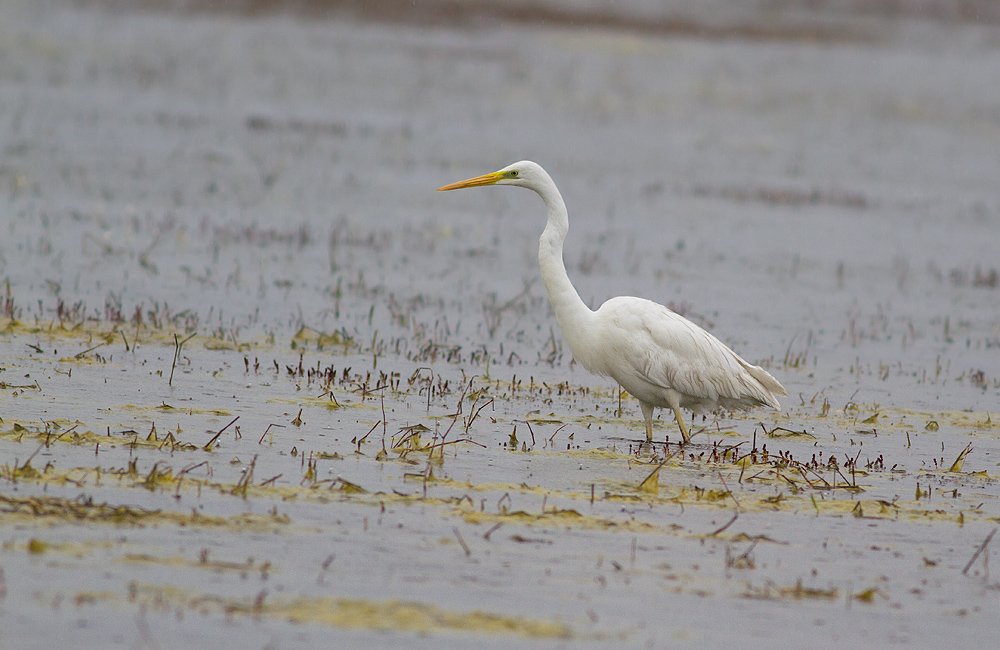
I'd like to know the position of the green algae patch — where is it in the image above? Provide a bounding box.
[807,405,999,437]
[0,493,291,531]
[291,325,353,349]
[271,596,573,638]
[741,580,840,602]
[4,537,117,558]
[0,318,271,352]
[0,422,198,452]
[120,552,275,576]
[128,584,573,639]
[460,507,657,532]
[399,476,553,495]
[266,395,360,410]
[119,403,233,417]
[564,447,636,461]
[71,590,119,606]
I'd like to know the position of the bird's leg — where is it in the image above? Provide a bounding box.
[640,402,655,443]
[672,408,691,444]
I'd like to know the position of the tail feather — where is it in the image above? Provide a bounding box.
[745,364,787,409]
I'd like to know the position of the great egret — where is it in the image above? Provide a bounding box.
[438,161,786,443]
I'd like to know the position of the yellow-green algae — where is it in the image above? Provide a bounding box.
[0,493,291,530]
[122,584,575,639]
[4,449,997,537]
[120,552,275,576]
[0,317,276,352]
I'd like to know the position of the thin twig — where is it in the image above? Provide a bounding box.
[203,416,239,451]
[465,398,494,433]
[638,448,681,491]
[453,527,471,557]
[483,522,503,541]
[420,438,487,452]
[962,528,997,576]
[718,472,740,510]
[168,332,196,387]
[259,423,286,444]
[708,511,739,537]
[74,342,105,359]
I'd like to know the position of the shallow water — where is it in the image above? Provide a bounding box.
[1,1,999,648]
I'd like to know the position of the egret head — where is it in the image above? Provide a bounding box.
[438,161,548,192]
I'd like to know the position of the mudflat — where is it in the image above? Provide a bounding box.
[1,1,999,647]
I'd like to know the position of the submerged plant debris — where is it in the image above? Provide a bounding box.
[1,1,1000,648]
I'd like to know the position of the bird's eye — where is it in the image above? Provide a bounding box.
[509,170,518,177]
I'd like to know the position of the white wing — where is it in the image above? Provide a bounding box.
[593,297,785,412]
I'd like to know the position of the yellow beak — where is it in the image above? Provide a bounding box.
[437,171,505,192]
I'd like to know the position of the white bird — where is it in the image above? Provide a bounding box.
[438,161,786,444]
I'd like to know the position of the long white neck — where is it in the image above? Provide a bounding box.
[531,175,599,370]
